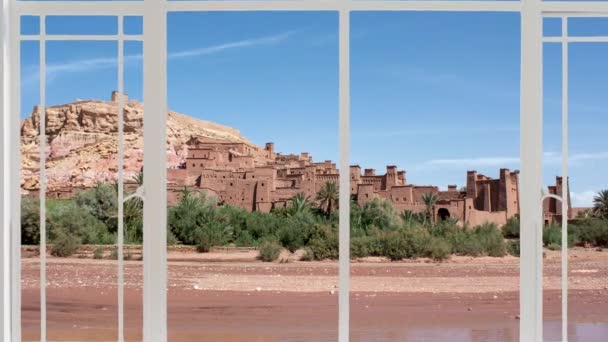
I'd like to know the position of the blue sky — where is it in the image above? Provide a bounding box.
[20,12,608,207]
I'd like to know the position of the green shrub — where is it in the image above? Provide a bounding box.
[502,216,520,238]
[351,199,400,235]
[428,220,460,238]
[425,237,451,261]
[570,219,608,247]
[21,198,41,245]
[235,230,255,247]
[459,236,485,257]
[277,216,312,252]
[51,230,81,257]
[93,247,104,259]
[167,229,179,246]
[449,224,507,257]
[507,240,520,257]
[547,243,561,251]
[47,201,113,245]
[382,233,410,261]
[543,224,576,248]
[309,237,338,260]
[406,228,432,257]
[169,190,208,244]
[245,212,281,241]
[305,224,339,260]
[359,199,400,231]
[258,240,282,262]
[382,228,431,261]
[474,223,507,257]
[75,183,119,233]
[194,221,231,253]
[543,224,561,247]
[350,236,373,258]
[445,229,472,255]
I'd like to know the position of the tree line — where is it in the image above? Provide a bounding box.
[20,179,608,261]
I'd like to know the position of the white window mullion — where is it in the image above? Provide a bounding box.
[1,0,9,339]
[143,2,167,341]
[9,8,21,342]
[520,0,544,341]
[560,16,569,342]
[38,14,47,342]
[117,14,125,342]
[338,8,350,342]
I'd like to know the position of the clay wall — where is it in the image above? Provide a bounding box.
[467,208,508,227]
[438,190,461,201]
[389,186,414,204]
[361,176,383,191]
[507,172,520,218]
[272,188,301,202]
[474,179,500,212]
[357,184,376,205]
[411,186,439,204]
[220,179,257,211]
[167,169,188,186]
[434,201,465,222]
[390,202,427,214]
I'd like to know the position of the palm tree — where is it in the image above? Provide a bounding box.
[132,171,144,186]
[421,192,439,225]
[593,189,608,219]
[289,192,311,215]
[316,182,339,217]
[180,186,193,201]
[400,209,428,226]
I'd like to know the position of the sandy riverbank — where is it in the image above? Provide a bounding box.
[20,248,608,341]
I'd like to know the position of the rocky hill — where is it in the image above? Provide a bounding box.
[20,92,256,192]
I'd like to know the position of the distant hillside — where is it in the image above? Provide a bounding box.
[20,92,257,192]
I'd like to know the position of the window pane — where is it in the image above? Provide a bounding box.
[20,16,40,35]
[351,11,521,339]
[46,16,118,35]
[167,11,339,340]
[543,41,608,341]
[569,17,608,37]
[124,16,143,36]
[21,40,41,341]
[123,40,145,341]
[544,17,562,37]
[20,40,121,340]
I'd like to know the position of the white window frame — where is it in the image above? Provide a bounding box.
[3,1,608,341]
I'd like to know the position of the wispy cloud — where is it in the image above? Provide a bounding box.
[426,156,520,167]
[544,151,608,165]
[423,151,608,168]
[23,30,297,86]
[168,30,296,59]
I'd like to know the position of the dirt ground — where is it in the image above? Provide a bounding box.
[20,247,608,341]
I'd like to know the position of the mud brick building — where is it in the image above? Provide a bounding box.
[168,140,570,227]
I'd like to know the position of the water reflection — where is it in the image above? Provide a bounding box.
[353,321,608,342]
